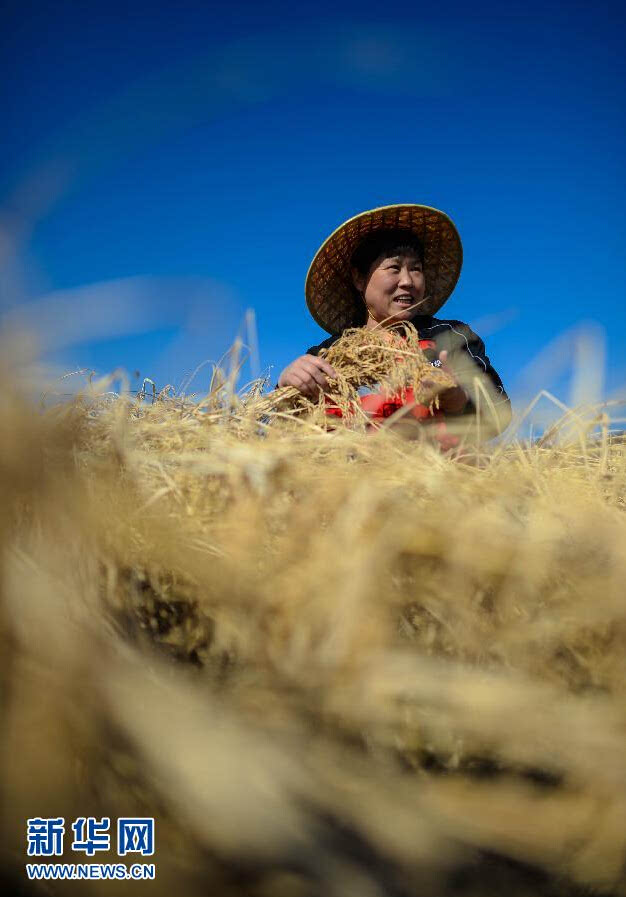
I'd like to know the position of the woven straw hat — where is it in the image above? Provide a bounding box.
[305,204,463,335]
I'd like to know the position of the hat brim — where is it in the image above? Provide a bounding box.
[305,204,463,335]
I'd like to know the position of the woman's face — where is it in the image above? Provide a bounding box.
[352,252,429,328]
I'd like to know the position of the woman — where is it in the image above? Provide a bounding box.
[278,204,511,439]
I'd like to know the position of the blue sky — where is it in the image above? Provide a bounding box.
[1,0,625,416]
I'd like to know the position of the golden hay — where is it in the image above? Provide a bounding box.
[263,323,456,427]
[1,342,626,896]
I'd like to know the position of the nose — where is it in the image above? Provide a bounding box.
[398,265,413,288]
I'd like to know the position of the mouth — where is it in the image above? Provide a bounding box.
[392,295,416,308]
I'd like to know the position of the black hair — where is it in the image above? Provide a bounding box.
[350,229,424,276]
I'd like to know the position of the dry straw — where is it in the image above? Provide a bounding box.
[265,323,456,432]
[1,335,626,897]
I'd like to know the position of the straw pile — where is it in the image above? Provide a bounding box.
[266,324,456,426]
[1,334,625,897]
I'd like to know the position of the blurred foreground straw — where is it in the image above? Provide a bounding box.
[1,340,626,896]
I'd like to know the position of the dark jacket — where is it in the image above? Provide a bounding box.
[305,315,511,433]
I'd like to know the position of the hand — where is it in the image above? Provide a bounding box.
[435,350,469,413]
[278,354,338,400]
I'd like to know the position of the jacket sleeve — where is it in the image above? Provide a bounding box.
[437,322,512,434]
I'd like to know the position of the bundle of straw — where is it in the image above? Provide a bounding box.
[261,323,456,426]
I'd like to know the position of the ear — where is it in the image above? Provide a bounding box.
[351,267,365,293]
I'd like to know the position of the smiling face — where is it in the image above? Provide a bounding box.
[352,250,429,329]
